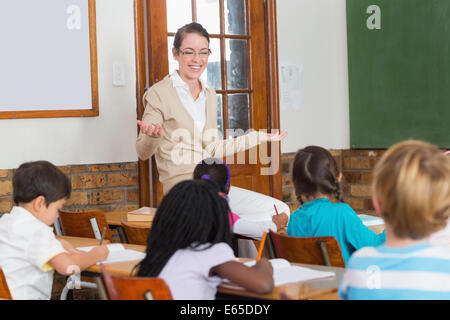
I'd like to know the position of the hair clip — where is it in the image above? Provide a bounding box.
[218,192,228,201]
[201,174,210,180]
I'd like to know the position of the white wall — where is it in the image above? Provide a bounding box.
[0,0,138,169]
[277,0,350,153]
[0,0,350,169]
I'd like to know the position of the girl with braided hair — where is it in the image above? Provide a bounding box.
[287,146,385,264]
[136,179,273,300]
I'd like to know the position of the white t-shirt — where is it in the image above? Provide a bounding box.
[0,206,66,300]
[158,242,235,300]
[430,217,450,246]
[228,186,291,221]
[232,218,277,240]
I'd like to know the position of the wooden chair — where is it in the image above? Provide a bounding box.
[99,264,172,300]
[120,219,150,245]
[57,209,113,299]
[58,209,112,242]
[268,230,345,267]
[0,268,12,300]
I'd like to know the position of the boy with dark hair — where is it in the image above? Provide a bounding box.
[0,161,108,299]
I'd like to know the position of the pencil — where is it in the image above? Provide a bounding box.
[256,231,267,262]
[99,227,107,245]
[274,204,279,215]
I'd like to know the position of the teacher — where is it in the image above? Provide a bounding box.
[136,22,287,195]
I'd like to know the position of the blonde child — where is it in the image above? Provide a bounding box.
[287,146,385,264]
[136,179,274,299]
[0,161,109,299]
[339,140,450,299]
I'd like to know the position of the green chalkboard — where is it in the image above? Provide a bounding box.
[347,0,450,148]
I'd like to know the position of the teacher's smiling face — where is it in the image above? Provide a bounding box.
[173,32,210,83]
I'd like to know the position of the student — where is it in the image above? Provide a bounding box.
[429,150,450,246]
[287,146,385,264]
[0,161,109,300]
[339,140,450,300]
[193,158,289,240]
[136,179,274,300]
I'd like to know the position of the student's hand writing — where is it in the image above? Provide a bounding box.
[272,212,289,231]
[92,245,109,261]
[137,120,162,138]
[253,257,273,276]
[266,130,288,142]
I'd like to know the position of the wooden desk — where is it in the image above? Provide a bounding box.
[56,235,111,247]
[104,211,152,243]
[105,211,152,228]
[218,258,344,300]
[60,236,342,300]
[57,235,145,276]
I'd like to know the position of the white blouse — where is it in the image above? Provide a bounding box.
[170,70,209,132]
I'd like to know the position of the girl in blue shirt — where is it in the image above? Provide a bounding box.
[287,146,385,264]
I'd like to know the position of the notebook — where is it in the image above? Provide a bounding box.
[77,244,146,264]
[358,214,384,226]
[222,258,336,288]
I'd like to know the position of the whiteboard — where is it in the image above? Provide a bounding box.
[0,0,98,118]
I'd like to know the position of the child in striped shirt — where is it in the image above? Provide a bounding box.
[339,140,450,300]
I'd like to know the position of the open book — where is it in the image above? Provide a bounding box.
[77,244,146,264]
[222,258,336,288]
[127,206,156,222]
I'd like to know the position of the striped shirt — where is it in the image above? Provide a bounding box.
[339,243,450,300]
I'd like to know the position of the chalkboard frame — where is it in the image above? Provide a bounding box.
[0,0,98,119]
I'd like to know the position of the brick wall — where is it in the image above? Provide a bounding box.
[281,149,385,216]
[0,162,140,216]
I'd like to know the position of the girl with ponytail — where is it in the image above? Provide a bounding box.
[287,146,385,264]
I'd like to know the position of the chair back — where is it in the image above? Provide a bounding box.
[58,209,112,241]
[268,230,345,267]
[99,264,172,300]
[120,220,150,245]
[0,268,12,300]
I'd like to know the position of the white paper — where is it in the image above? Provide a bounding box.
[358,214,384,226]
[279,63,304,112]
[223,259,335,287]
[77,244,146,264]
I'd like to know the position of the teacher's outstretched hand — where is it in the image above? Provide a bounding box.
[137,120,162,138]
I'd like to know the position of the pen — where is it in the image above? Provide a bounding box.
[99,227,107,245]
[274,204,279,216]
[256,232,267,263]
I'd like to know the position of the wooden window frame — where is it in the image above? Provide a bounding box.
[133,0,282,206]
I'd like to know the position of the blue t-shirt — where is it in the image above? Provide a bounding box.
[287,198,385,264]
[339,243,450,300]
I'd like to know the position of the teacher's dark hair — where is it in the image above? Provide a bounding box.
[136,179,231,277]
[13,160,71,206]
[173,22,210,51]
[292,146,343,204]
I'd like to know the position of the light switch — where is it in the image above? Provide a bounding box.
[112,62,126,86]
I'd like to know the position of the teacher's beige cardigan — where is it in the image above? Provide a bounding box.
[136,75,268,194]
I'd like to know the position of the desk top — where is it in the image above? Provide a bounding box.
[60,235,342,300]
[105,211,152,228]
[56,235,111,247]
[219,258,344,300]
